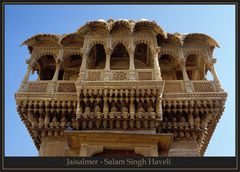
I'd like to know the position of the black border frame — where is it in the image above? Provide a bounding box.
[1,1,239,171]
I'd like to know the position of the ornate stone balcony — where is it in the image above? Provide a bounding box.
[15,78,227,156]
[18,78,220,94]
[16,19,227,157]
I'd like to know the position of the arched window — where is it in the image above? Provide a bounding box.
[60,54,82,80]
[186,54,206,80]
[36,55,56,80]
[134,43,153,69]
[110,43,129,70]
[185,54,197,80]
[159,54,180,80]
[88,44,106,69]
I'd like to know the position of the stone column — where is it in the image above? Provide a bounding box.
[179,58,189,81]
[179,58,193,93]
[22,65,32,83]
[19,60,32,92]
[129,49,136,80]
[153,48,162,80]
[47,47,63,93]
[56,46,64,75]
[207,59,223,92]
[47,48,63,93]
[104,48,111,81]
[78,51,87,80]
[52,59,61,81]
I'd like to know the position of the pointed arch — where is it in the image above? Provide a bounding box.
[158,53,180,80]
[87,43,106,69]
[60,54,82,80]
[185,52,206,80]
[110,43,129,70]
[134,43,153,69]
[35,55,56,80]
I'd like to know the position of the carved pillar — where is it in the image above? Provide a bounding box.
[22,65,32,83]
[52,59,61,81]
[207,59,223,92]
[153,48,162,80]
[179,58,189,81]
[19,61,32,91]
[47,47,63,93]
[20,59,32,92]
[179,58,193,93]
[46,60,61,93]
[53,47,64,81]
[79,51,87,80]
[104,48,111,81]
[129,33,135,80]
[129,49,136,80]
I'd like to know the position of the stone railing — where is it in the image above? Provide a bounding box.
[20,80,218,94]
[164,80,185,93]
[110,70,130,80]
[135,69,154,80]
[86,69,130,81]
[24,81,76,93]
[164,80,217,93]
[85,69,154,81]
[26,81,49,92]
[56,81,76,93]
[192,80,217,92]
[86,70,104,81]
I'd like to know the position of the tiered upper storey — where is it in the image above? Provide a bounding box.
[21,19,220,83]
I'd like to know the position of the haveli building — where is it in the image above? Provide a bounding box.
[15,19,227,157]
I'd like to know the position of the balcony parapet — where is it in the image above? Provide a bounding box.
[15,79,227,154]
[85,69,155,81]
[17,79,222,95]
[164,80,218,94]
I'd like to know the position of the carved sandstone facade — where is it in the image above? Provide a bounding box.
[15,19,227,157]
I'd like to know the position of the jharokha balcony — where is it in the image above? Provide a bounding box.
[15,19,227,157]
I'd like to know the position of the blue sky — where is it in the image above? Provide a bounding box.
[4,5,235,156]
